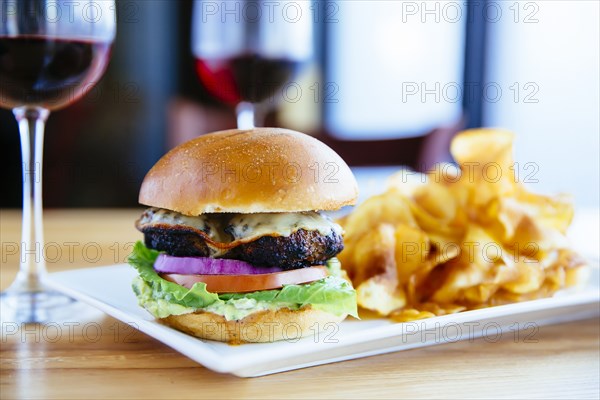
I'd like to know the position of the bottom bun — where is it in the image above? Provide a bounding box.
[161,307,347,344]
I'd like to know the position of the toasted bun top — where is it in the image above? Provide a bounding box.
[139,128,358,214]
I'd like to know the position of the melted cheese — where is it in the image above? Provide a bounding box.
[137,208,342,245]
[227,212,341,241]
[137,208,226,242]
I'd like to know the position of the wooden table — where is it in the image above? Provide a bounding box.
[1,209,599,399]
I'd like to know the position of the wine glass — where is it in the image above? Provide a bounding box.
[0,0,116,323]
[191,0,313,129]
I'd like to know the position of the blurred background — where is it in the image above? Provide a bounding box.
[1,0,598,208]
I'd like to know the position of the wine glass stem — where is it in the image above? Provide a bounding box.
[236,101,255,129]
[11,106,50,292]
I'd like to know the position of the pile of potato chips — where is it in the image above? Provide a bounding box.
[338,129,589,322]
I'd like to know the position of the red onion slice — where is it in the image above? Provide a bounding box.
[154,254,283,275]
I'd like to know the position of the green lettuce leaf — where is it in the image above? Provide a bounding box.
[128,241,220,308]
[132,276,197,318]
[127,241,357,319]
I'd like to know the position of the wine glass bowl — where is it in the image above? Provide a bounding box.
[0,0,116,323]
[195,55,302,106]
[191,0,313,129]
[0,36,112,110]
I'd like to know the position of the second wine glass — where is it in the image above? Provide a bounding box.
[192,0,313,129]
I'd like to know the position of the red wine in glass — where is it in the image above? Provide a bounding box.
[0,35,112,110]
[195,54,301,106]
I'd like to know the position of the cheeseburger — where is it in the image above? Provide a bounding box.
[128,128,358,343]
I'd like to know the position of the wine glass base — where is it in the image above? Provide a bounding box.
[0,289,77,324]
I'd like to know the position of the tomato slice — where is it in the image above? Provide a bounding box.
[160,266,328,293]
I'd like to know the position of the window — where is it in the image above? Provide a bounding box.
[325,1,466,139]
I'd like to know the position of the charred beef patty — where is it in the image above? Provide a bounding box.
[142,228,343,270]
[229,229,343,269]
[142,227,211,258]
[136,208,344,270]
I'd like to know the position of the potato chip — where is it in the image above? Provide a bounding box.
[501,258,545,294]
[356,275,407,316]
[390,309,435,323]
[394,224,430,284]
[341,190,417,244]
[338,128,589,322]
[450,128,515,170]
[340,223,397,286]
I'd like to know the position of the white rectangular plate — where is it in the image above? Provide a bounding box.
[44,264,599,377]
